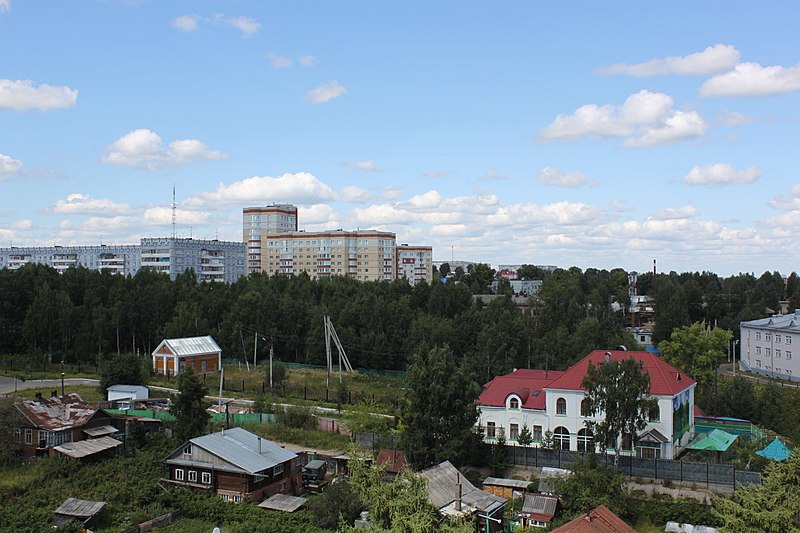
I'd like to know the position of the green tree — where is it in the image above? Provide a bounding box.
[517,425,533,448]
[99,353,150,392]
[401,345,482,469]
[0,398,24,465]
[555,455,632,523]
[658,322,732,404]
[308,481,364,529]
[169,367,210,441]
[712,452,800,532]
[581,356,658,461]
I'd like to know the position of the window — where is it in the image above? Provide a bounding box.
[533,425,542,442]
[175,468,185,481]
[556,398,567,416]
[554,427,570,450]
[621,433,633,451]
[756,347,762,355]
[766,333,772,342]
[580,398,590,417]
[24,429,32,445]
[776,335,782,343]
[787,351,792,360]
[649,403,660,422]
[509,397,519,409]
[233,495,241,503]
[486,422,496,438]
[274,463,284,476]
[221,494,229,502]
[188,470,197,482]
[577,428,593,452]
[13,429,20,443]
[202,472,211,484]
[756,332,762,340]
[788,337,793,345]
[510,423,519,441]
[766,348,771,357]
[776,349,782,358]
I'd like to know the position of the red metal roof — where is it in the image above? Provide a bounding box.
[551,505,636,533]
[17,393,99,431]
[544,350,694,396]
[479,369,565,410]
[375,448,410,474]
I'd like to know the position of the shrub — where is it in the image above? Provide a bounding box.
[277,406,317,430]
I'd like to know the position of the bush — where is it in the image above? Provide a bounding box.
[309,481,363,529]
[277,406,317,430]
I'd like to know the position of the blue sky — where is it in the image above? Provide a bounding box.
[1,1,799,276]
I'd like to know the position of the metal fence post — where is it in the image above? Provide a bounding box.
[535,445,538,468]
[706,462,709,488]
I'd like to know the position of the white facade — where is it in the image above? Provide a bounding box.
[740,311,800,382]
[0,244,141,275]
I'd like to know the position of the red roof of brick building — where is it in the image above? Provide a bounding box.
[479,369,564,409]
[550,505,636,533]
[544,350,694,396]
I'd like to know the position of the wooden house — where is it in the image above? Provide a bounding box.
[164,427,302,503]
[152,335,222,376]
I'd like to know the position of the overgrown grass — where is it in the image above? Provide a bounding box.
[234,422,352,451]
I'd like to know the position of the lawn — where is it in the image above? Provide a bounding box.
[11,384,104,403]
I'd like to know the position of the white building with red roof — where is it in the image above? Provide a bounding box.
[477,350,696,460]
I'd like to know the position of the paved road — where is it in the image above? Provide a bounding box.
[0,376,100,395]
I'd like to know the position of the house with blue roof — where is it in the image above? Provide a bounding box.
[164,427,302,502]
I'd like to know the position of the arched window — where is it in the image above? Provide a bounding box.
[556,398,567,416]
[554,427,570,450]
[648,403,660,422]
[580,398,590,417]
[577,428,594,453]
[510,397,519,409]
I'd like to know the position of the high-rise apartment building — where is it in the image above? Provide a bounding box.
[396,244,433,284]
[244,205,433,284]
[264,230,397,281]
[243,205,298,274]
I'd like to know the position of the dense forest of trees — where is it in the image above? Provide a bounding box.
[1,264,799,386]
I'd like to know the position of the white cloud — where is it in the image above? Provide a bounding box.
[624,110,707,147]
[649,205,699,221]
[224,15,261,37]
[701,62,800,97]
[299,204,336,224]
[171,15,199,32]
[480,168,507,181]
[299,55,317,67]
[598,44,740,76]
[0,0,9,13]
[769,184,800,210]
[682,163,761,186]
[143,207,208,226]
[718,110,757,126]
[343,160,378,172]
[339,186,373,202]
[53,193,132,216]
[403,190,442,210]
[304,81,347,104]
[101,129,227,170]
[0,153,22,179]
[538,166,595,187]
[266,53,293,68]
[424,170,449,178]
[381,185,403,200]
[539,90,706,147]
[0,79,78,111]
[187,172,337,208]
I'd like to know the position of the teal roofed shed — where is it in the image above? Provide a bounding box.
[756,438,793,461]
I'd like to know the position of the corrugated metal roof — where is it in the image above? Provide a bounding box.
[190,427,297,474]
[83,425,118,437]
[156,336,221,357]
[54,498,106,518]
[107,384,149,394]
[17,394,98,431]
[742,312,800,331]
[483,477,531,490]
[522,493,559,519]
[54,436,122,458]
[258,494,308,512]
[420,461,506,514]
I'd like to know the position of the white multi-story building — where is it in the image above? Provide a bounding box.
[396,244,433,285]
[0,244,141,275]
[477,350,696,460]
[740,310,800,382]
[0,238,245,283]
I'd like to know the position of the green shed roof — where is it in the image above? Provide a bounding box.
[686,429,737,452]
[756,438,793,461]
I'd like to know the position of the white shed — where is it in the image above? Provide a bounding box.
[106,384,149,402]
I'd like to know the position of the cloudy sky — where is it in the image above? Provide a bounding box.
[1,1,799,276]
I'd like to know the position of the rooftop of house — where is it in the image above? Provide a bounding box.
[171,427,296,475]
[479,351,695,408]
[479,369,565,409]
[17,393,99,431]
[550,505,636,533]
[375,448,409,474]
[420,460,506,515]
[153,335,221,357]
[741,310,800,331]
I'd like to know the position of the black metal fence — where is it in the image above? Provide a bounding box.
[500,445,762,488]
[354,431,401,454]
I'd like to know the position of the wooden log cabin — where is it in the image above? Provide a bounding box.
[151,336,222,376]
[163,427,302,502]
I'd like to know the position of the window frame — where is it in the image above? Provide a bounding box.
[175,468,185,481]
[556,397,567,416]
[188,470,197,482]
[201,472,211,484]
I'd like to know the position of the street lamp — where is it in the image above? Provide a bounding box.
[732,339,740,376]
[61,372,65,397]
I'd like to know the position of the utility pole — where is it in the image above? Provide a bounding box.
[269,337,274,389]
[253,332,258,370]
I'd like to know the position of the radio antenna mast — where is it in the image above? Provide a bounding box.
[172,183,177,239]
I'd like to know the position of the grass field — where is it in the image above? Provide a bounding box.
[11,384,104,403]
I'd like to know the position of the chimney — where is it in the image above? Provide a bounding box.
[676,373,682,382]
[258,437,262,455]
[455,473,462,512]
[604,352,611,363]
